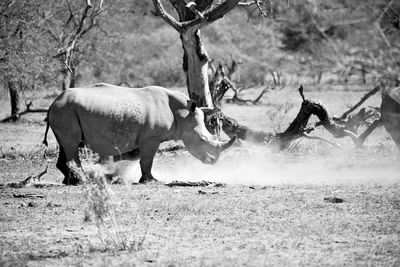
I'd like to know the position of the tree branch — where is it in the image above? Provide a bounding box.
[1,101,48,122]
[182,0,241,31]
[301,133,342,150]
[338,82,383,120]
[54,0,101,83]
[65,0,79,28]
[152,0,182,32]
[238,0,270,17]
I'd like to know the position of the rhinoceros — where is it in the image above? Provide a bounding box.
[43,83,236,185]
[381,85,400,148]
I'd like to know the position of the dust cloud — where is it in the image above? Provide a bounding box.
[111,144,400,186]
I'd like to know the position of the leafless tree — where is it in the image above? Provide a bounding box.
[0,1,50,121]
[0,0,104,122]
[53,0,104,90]
[152,0,270,107]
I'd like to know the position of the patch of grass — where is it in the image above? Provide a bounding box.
[83,164,147,252]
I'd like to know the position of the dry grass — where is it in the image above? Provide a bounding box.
[0,85,399,266]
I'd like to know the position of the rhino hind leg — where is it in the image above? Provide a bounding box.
[138,141,160,184]
[56,146,70,180]
[53,130,84,185]
[63,167,84,186]
[56,145,84,185]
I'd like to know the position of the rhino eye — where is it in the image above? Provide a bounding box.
[200,136,208,143]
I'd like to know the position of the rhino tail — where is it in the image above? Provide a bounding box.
[42,112,50,147]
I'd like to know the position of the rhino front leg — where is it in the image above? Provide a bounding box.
[138,141,160,184]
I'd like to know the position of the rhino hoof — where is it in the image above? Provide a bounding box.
[62,173,84,186]
[138,176,158,184]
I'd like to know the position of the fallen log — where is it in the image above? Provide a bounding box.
[206,84,382,150]
[0,166,48,189]
[165,180,225,187]
[1,101,47,122]
[13,193,45,198]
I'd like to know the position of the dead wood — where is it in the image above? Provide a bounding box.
[337,107,380,133]
[209,63,230,108]
[358,118,381,145]
[213,112,274,143]
[272,86,364,149]
[0,166,47,189]
[324,197,345,203]
[272,85,382,149]
[209,63,270,106]
[1,101,48,122]
[13,193,45,198]
[228,86,269,105]
[338,82,383,120]
[206,83,381,150]
[165,180,225,187]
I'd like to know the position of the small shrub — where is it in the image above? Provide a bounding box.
[83,164,146,251]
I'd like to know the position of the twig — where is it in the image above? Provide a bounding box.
[165,180,225,187]
[299,84,305,101]
[229,85,269,104]
[302,133,342,149]
[1,101,48,122]
[0,166,48,188]
[339,82,383,120]
[358,117,382,146]
[13,193,45,198]
[238,0,271,17]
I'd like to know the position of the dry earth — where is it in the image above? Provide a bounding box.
[1,85,399,266]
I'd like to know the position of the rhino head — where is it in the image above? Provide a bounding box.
[175,100,236,164]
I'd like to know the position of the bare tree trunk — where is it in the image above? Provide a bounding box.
[8,80,20,121]
[181,30,213,107]
[152,0,243,107]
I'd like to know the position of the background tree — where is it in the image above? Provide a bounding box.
[0,0,107,121]
[0,1,54,121]
[52,0,104,90]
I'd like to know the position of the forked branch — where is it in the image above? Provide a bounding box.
[238,0,271,17]
[338,82,384,120]
[152,0,183,32]
[154,0,250,32]
[54,0,103,78]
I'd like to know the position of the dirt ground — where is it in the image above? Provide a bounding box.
[1,85,399,266]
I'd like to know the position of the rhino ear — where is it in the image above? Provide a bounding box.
[187,100,197,113]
